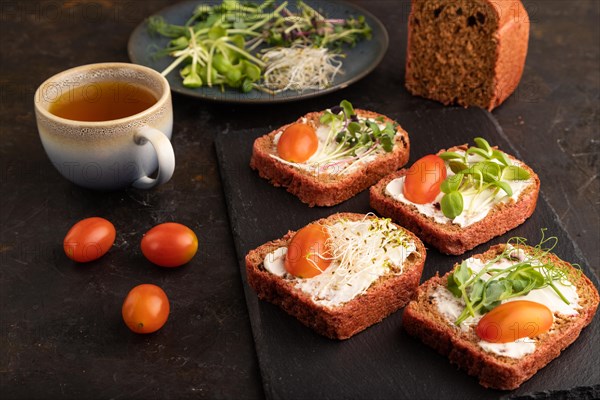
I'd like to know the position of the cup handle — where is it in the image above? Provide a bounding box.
[132,125,175,189]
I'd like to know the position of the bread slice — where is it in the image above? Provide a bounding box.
[250,109,410,207]
[403,244,599,390]
[245,213,426,339]
[405,0,529,110]
[370,144,540,255]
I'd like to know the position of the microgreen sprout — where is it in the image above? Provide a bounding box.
[310,214,415,292]
[148,0,371,93]
[447,230,579,325]
[291,214,420,307]
[270,100,398,174]
[275,100,397,174]
[259,46,343,93]
[437,137,531,220]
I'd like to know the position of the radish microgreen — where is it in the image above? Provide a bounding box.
[302,100,397,172]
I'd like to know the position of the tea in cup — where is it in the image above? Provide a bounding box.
[34,62,175,190]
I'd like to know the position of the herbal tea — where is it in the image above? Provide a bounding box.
[49,81,157,122]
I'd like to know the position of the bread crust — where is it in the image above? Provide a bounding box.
[369,145,540,255]
[402,244,600,390]
[250,110,410,207]
[490,0,530,109]
[405,0,529,111]
[245,213,426,340]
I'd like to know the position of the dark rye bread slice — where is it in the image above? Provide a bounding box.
[403,244,600,390]
[369,144,540,255]
[405,0,529,111]
[250,110,410,207]
[245,213,426,340]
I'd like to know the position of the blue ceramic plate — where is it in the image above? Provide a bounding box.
[127,0,389,103]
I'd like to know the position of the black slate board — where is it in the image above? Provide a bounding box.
[215,107,600,399]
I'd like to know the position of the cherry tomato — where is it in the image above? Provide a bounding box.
[122,284,170,334]
[277,123,318,163]
[141,223,198,268]
[403,155,447,204]
[63,217,116,263]
[476,300,553,343]
[285,224,332,278]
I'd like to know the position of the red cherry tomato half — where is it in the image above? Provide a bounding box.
[277,123,318,163]
[403,155,447,204]
[285,224,332,278]
[63,217,116,262]
[141,222,198,268]
[476,300,553,343]
[122,284,170,334]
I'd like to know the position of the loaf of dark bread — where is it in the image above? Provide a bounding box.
[250,110,410,207]
[403,244,599,390]
[245,213,426,339]
[405,0,529,110]
[369,144,539,255]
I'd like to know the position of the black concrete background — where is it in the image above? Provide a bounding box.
[0,1,598,399]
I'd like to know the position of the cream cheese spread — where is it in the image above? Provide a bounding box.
[262,218,417,308]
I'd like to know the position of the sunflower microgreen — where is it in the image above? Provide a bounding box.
[437,137,531,220]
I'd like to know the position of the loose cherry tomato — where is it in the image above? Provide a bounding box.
[476,300,553,343]
[277,123,318,163]
[403,154,447,204]
[141,223,198,268]
[122,284,170,334]
[63,217,116,262]
[285,224,331,278]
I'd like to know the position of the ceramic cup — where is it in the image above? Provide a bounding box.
[34,62,175,190]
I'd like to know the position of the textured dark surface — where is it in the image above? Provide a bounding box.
[216,107,600,399]
[0,1,598,399]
